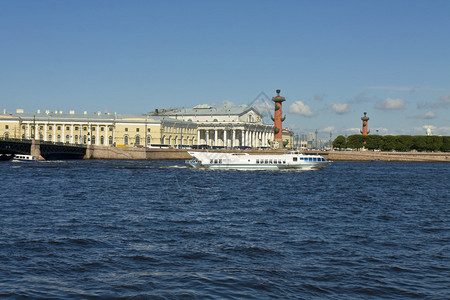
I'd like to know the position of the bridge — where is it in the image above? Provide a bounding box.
[0,138,86,160]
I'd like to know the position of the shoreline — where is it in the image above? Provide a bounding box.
[83,146,450,162]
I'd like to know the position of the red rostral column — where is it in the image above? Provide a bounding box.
[272,89,285,149]
[360,112,370,135]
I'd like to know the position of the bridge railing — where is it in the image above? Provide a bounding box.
[0,137,86,148]
[0,137,32,143]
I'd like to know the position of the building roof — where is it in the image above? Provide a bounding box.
[149,104,262,117]
[0,110,192,125]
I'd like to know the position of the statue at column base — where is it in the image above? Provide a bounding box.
[272,139,283,150]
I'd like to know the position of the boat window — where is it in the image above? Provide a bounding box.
[269,159,272,164]
[293,157,297,162]
[265,159,268,164]
[313,157,317,162]
[283,160,286,164]
[219,159,222,164]
[210,159,213,163]
[256,159,259,164]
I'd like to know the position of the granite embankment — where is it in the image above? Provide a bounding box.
[84,146,450,162]
[327,151,450,162]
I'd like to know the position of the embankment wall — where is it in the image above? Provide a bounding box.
[84,146,450,162]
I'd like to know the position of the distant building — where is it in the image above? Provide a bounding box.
[282,128,294,148]
[148,104,273,148]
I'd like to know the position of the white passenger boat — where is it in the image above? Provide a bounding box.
[12,154,37,162]
[186,151,330,171]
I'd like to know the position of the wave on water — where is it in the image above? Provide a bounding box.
[0,160,448,299]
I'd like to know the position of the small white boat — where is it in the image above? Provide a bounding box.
[186,151,331,171]
[12,154,37,162]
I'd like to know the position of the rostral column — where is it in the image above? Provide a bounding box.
[360,112,370,136]
[272,89,286,149]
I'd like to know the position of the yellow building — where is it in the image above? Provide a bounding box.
[282,128,294,149]
[0,109,197,148]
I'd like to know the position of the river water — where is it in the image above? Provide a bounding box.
[0,160,449,299]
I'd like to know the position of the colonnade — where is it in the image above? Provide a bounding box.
[20,121,114,146]
[197,126,273,148]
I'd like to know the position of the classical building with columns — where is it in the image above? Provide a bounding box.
[1,104,276,149]
[0,109,197,148]
[148,104,274,148]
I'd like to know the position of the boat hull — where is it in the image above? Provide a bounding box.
[186,151,331,171]
[186,161,330,171]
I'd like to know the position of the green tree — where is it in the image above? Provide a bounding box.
[347,134,365,149]
[413,136,443,151]
[395,135,414,151]
[381,135,397,151]
[442,136,450,152]
[333,135,346,149]
[365,135,383,150]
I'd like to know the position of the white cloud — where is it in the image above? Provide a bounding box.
[437,126,450,135]
[320,126,336,133]
[250,99,272,118]
[331,103,349,114]
[221,100,236,107]
[345,127,361,134]
[372,127,389,134]
[441,94,450,103]
[288,101,313,116]
[376,97,406,110]
[367,85,419,92]
[314,94,326,101]
[411,111,436,119]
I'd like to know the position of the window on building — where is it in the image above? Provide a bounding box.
[136,128,139,132]
[75,135,79,143]
[22,126,25,130]
[48,134,52,141]
[83,127,87,131]
[92,127,96,131]
[83,135,87,144]
[66,126,70,131]
[101,127,104,131]
[147,128,151,132]
[75,127,79,131]
[5,125,9,129]
[57,126,61,131]
[125,128,128,132]
[66,135,69,142]
[109,136,113,145]
[49,126,52,130]
[124,136,129,145]
[147,136,151,146]
[100,136,104,145]
[92,136,96,144]
[57,135,61,142]
[135,135,140,146]
[4,133,9,139]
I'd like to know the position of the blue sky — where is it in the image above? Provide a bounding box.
[1,0,449,138]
